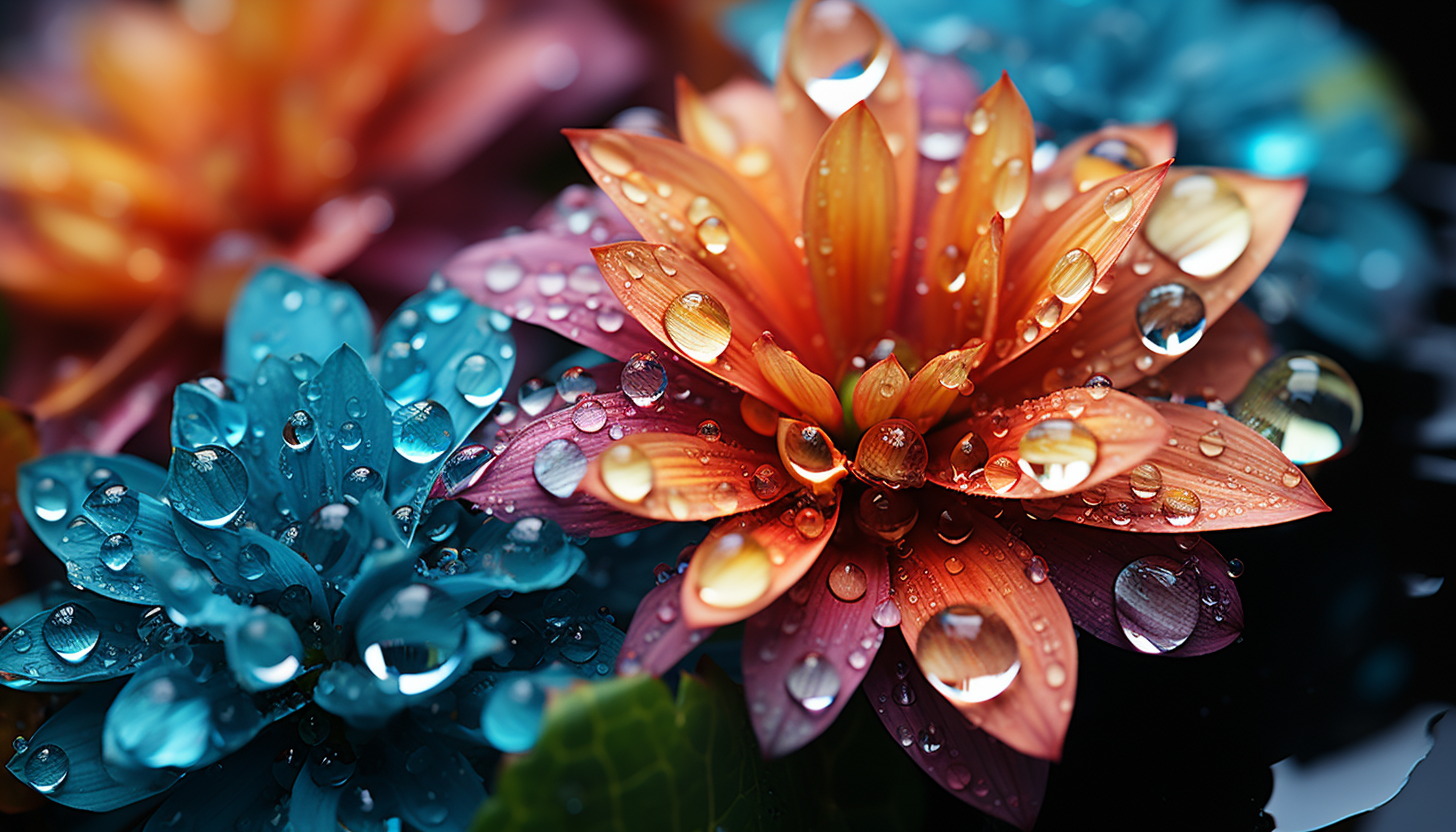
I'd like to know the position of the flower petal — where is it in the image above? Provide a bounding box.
[616,572,716,677]
[565,129,827,365]
[592,241,801,416]
[894,344,985,432]
[1145,302,1272,405]
[895,499,1078,761]
[851,355,909,430]
[1010,520,1243,656]
[679,490,840,628]
[223,264,373,382]
[863,629,1050,830]
[441,228,659,364]
[1019,123,1178,232]
[742,539,888,757]
[1036,400,1329,532]
[926,388,1169,500]
[985,169,1305,402]
[802,102,900,358]
[675,76,797,231]
[753,331,843,429]
[982,160,1172,376]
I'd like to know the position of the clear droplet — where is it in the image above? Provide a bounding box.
[828,562,867,602]
[855,488,918,541]
[533,439,587,499]
[100,533,134,571]
[43,603,99,664]
[81,482,139,535]
[571,399,608,433]
[1136,283,1206,355]
[32,477,70,522]
[697,420,721,442]
[165,446,248,528]
[24,744,68,793]
[283,410,317,450]
[916,605,1021,703]
[1160,487,1201,527]
[483,258,526,292]
[1084,374,1112,399]
[1024,555,1048,584]
[936,506,975,545]
[621,353,668,407]
[1128,462,1163,501]
[983,455,1021,494]
[694,533,773,609]
[556,367,597,404]
[391,401,453,464]
[695,217,730,255]
[358,584,466,695]
[238,543,270,581]
[600,444,653,503]
[1016,420,1098,491]
[1048,249,1096,304]
[780,421,842,487]
[785,653,841,712]
[872,600,901,627]
[232,611,303,691]
[794,507,825,539]
[1114,555,1199,653]
[992,158,1028,218]
[1143,174,1251,277]
[342,466,383,505]
[1198,429,1226,458]
[750,465,782,501]
[1103,186,1133,222]
[1232,352,1362,465]
[455,354,505,409]
[969,107,989,135]
[518,377,556,417]
[663,291,732,363]
[949,431,989,481]
[855,418,927,488]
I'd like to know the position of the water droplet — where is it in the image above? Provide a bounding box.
[1232,352,1362,465]
[1136,283,1206,355]
[560,622,602,663]
[233,611,303,691]
[944,556,964,575]
[1128,462,1163,501]
[793,507,826,539]
[483,258,526,293]
[916,605,1021,703]
[80,483,138,538]
[1103,186,1133,222]
[455,354,505,409]
[969,107,989,135]
[1045,661,1067,688]
[1160,487,1201,527]
[43,603,99,663]
[1016,420,1097,491]
[855,488,918,541]
[517,377,556,417]
[663,291,732,363]
[32,477,70,522]
[391,401,452,464]
[1143,174,1251,277]
[238,543,270,581]
[873,600,901,627]
[1198,429,1226,458]
[694,533,772,609]
[1115,555,1199,653]
[533,439,587,499]
[1282,467,1303,488]
[424,288,464,323]
[785,653,840,712]
[100,533,134,571]
[621,353,668,407]
[695,217,730,255]
[1226,558,1245,578]
[855,419,928,487]
[992,158,1028,218]
[24,744,68,793]
[697,420,721,442]
[1084,374,1112,399]
[165,446,248,528]
[828,562,867,602]
[780,421,843,487]
[1034,297,1063,328]
[556,367,597,404]
[346,396,366,418]
[918,724,943,753]
[946,763,972,792]
[282,410,316,451]
[949,431,989,481]
[600,444,652,503]
[333,420,362,451]
[1048,249,1096,304]
[571,399,608,433]
[983,455,1021,494]
[342,466,383,506]
[587,136,634,176]
[358,584,466,695]
[750,465,782,501]
[919,129,968,161]
[936,506,975,544]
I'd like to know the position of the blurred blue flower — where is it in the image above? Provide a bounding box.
[1,265,622,830]
[724,0,1435,357]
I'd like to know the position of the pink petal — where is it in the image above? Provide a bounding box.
[741,539,888,758]
[616,572,716,677]
[863,629,1049,830]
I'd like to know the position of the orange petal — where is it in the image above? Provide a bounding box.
[914,212,1005,358]
[679,488,840,628]
[802,102,900,358]
[894,344,986,432]
[1019,123,1178,231]
[592,241,797,416]
[565,129,828,370]
[926,388,1169,499]
[676,76,797,231]
[1142,302,1272,405]
[851,355,909,429]
[579,429,785,524]
[1034,400,1329,532]
[776,417,849,494]
[984,169,1304,403]
[981,161,1172,377]
[896,498,1078,761]
[752,333,843,431]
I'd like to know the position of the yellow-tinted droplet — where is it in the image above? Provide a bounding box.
[696,217,730,255]
[588,136,634,177]
[697,420,721,442]
[620,174,650,205]
[1017,420,1098,491]
[1103,186,1133,222]
[1128,462,1163,501]
[709,481,740,513]
[992,157,1028,218]
[695,533,773,609]
[969,107,990,135]
[1034,297,1062,328]
[935,165,960,194]
[741,395,780,436]
[1160,487,1200,526]
[733,145,772,178]
[944,556,964,575]
[779,421,843,488]
[827,561,867,602]
[600,444,653,503]
[1198,429,1226,458]
[916,605,1021,704]
[794,507,826,539]
[1048,248,1096,304]
[1143,173,1252,277]
[653,246,678,276]
[1075,138,1148,191]
[950,431,989,482]
[1281,466,1302,488]
[663,291,732,363]
[686,195,722,226]
[984,455,1020,494]
[855,419,928,488]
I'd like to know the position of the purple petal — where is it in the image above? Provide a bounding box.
[616,573,715,676]
[742,541,888,758]
[1009,519,1244,656]
[863,630,1049,830]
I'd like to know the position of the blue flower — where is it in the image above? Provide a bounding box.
[723,0,1435,357]
[1,265,623,830]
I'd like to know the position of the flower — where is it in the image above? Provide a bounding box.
[442,0,1342,825]
[1,265,624,830]
[0,0,644,445]
[723,0,1435,358]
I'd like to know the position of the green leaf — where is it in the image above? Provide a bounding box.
[473,661,927,832]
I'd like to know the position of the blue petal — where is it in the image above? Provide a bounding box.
[20,453,167,554]
[170,381,247,451]
[0,597,159,686]
[287,758,344,832]
[224,264,373,381]
[237,355,305,514]
[141,735,287,832]
[458,516,586,593]
[382,733,486,832]
[7,681,181,811]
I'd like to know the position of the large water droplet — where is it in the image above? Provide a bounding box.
[533,439,587,499]
[785,653,841,712]
[600,444,652,503]
[1128,462,1163,501]
[992,158,1028,218]
[43,603,99,664]
[1143,174,1251,277]
[238,543,270,581]
[949,431,989,482]
[1160,487,1201,527]
[100,533,134,571]
[780,421,842,487]
[1198,429,1226,458]
[1114,555,1199,653]
[24,744,68,793]
[32,477,70,522]
[694,533,772,609]
[1103,186,1133,222]
[621,353,668,407]
[916,605,1021,703]
[342,466,383,506]
[827,562,867,602]
[391,401,453,464]
[855,419,927,488]
[1232,352,1362,465]
[855,488,917,541]
[663,291,732,363]
[1048,249,1096,304]
[455,354,505,409]
[283,410,317,450]
[1136,283,1206,355]
[983,455,1021,494]
[556,367,597,404]
[232,612,303,691]
[1016,419,1098,491]
[82,483,138,534]
[571,399,608,433]
[358,584,467,695]
[483,258,526,293]
[165,446,248,528]
[695,217,730,255]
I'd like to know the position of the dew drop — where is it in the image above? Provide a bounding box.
[621,353,668,407]
[1103,186,1133,222]
[750,464,782,501]
[1143,173,1251,277]
[164,446,248,528]
[24,744,68,794]
[785,653,840,712]
[983,455,1021,494]
[827,562,867,602]
[43,603,99,664]
[1016,420,1097,491]
[872,600,902,627]
[1025,555,1049,584]
[32,477,70,522]
[1084,374,1112,400]
[533,439,587,499]
[1136,283,1206,355]
[571,399,608,433]
[695,533,773,609]
[992,158,1028,218]
[663,291,732,363]
[1114,555,1199,653]
[1128,462,1163,501]
[600,444,653,503]
[969,107,989,135]
[100,533,134,571]
[483,258,526,293]
[936,506,975,545]
[391,401,453,464]
[780,421,842,488]
[916,605,1021,703]
[855,488,918,541]
[1232,352,1362,465]
[794,507,826,539]
[238,543,270,581]
[1160,487,1201,527]
[949,431,989,482]
[695,217,730,255]
[456,354,506,408]
[82,483,138,534]
[855,418,928,488]
[1048,249,1096,304]
[1198,429,1226,458]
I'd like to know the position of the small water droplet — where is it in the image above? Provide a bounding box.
[827,562,867,602]
[1103,186,1133,222]
[43,603,99,663]
[571,399,608,433]
[165,446,248,528]
[750,465,782,501]
[1136,283,1206,355]
[24,744,68,793]
[785,653,840,712]
[969,107,989,135]
[855,419,928,488]
[1024,555,1048,584]
[1048,249,1096,304]
[620,353,668,407]
[100,533,134,571]
[1198,429,1226,458]
[695,217,730,255]
[32,478,71,523]
[1160,487,1201,527]
[483,258,526,293]
[872,600,901,627]
[456,354,506,409]
[1129,462,1163,501]
[983,455,1021,494]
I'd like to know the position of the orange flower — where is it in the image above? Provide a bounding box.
[444,1,1328,822]
[0,0,641,432]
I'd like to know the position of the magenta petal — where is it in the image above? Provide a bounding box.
[742,542,888,758]
[863,629,1049,830]
[1012,519,1244,656]
[616,573,715,676]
